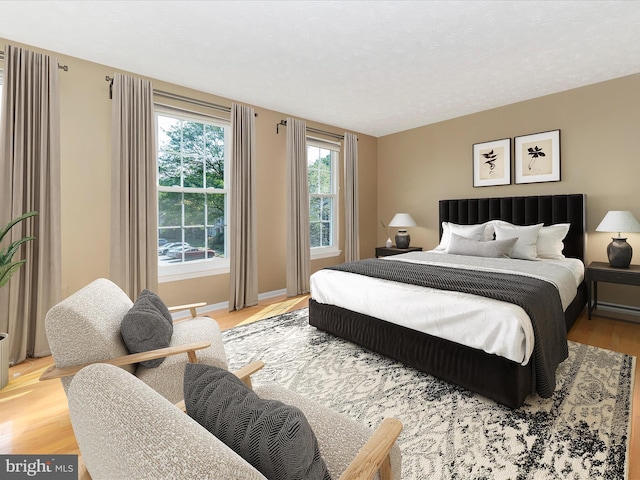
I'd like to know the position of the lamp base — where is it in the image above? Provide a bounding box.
[395,230,411,249]
[607,237,632,268]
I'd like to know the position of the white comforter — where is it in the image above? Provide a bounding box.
[310,251,584,365]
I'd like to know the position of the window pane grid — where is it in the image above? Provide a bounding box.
[308,144,338,250]
[157,111,228,266]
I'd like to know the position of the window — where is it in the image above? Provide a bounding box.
[156,110,230,281]
[308,138,339,258]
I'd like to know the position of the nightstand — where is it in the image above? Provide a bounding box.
[586,261,640,319]
[375,246,422,258]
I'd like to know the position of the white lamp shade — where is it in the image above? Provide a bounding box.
[595,211,640,235]
[388,213,417,228]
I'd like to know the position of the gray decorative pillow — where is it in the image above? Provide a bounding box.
[138,289,173,326]
[184,363,332,480]
[446,233,517,258]
[120,296,173,368]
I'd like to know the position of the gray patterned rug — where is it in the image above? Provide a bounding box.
[221,309,634,479]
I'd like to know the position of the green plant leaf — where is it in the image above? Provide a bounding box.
[0,211,38,288]
[0,211,37,243]
[0,236,35,262]
[0,260,27,288]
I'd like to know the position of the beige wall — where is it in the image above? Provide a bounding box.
[4,36,638,309]
[378,73,640,307]
[0,38,378,305]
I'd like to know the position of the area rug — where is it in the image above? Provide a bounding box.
[221,309,634,480]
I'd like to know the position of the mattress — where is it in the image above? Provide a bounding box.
[310,251,584,365]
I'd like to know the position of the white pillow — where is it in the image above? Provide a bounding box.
[436,222,491,251]
[537,223,570,259]
[494,223,544,260]
[487,219,513,230]
[483,221,497,241]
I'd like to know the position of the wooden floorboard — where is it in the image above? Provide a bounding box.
[1,299,637,478]
[567,311,640,479]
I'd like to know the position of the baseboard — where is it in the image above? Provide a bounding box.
[594,301,640,322]
[258,288,288,301]
[172,288,288,318]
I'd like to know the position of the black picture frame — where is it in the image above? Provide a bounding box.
[472,138,511,187]
[514,129,561,184]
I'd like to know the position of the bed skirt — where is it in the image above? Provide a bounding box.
[308,282,586,409]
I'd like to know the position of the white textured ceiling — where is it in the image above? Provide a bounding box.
[1,1,640,137]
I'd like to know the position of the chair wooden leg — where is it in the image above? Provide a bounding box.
[379,455,393,480]
[242,377,253,389]
[187,350,198,363]
[338,418,402,480]
[233,360,265,390]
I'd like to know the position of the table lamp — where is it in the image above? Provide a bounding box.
[595,210,640,268]
[388,213,417,249]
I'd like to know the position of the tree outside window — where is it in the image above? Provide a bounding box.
[157,113,228,267]
[308,143,338,250]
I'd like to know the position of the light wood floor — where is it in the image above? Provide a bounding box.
[1,298,638,478]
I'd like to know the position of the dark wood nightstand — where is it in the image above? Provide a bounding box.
[586,261,640,319]
[375,246,423,258]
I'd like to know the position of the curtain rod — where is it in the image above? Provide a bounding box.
[105,76,257,116]
[154,89,232,114]
[0,51,69,71]
[276,120,345,140]
[155,102,230,124]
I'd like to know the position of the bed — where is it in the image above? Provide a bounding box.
[309,194,587,408]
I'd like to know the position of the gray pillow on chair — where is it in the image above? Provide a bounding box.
[138,289,173,325]
[184,363,332,480]
[120,296,173,368]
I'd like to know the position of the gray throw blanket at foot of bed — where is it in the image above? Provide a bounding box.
[327,258,569,398]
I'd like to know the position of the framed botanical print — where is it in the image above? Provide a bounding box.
[472,138,511,187]
[514,129,561,184]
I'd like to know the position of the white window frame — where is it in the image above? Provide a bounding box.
[156,107,231,283]
[308,137,341,259]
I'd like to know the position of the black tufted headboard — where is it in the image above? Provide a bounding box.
[439,194,586,261]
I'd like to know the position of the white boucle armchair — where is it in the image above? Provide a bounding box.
[40,278,228,403]
[68,363,402,480]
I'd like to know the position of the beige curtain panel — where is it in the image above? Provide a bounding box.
[110,73,158,298]
[344,132,360,262]
[229,103,258,311]
[0,44,62,364]
[286,117,310,297]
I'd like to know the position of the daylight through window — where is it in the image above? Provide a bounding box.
[156,110,230,279]
[308,139,339,254]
